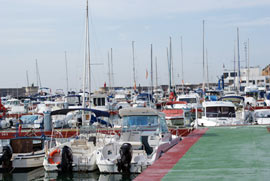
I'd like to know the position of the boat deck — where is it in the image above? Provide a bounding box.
[135,126,270,180]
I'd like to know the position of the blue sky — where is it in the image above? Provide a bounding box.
[1,0,270,92]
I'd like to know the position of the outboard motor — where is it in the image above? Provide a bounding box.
[57,146,73,172]
[117,143,132,173]
[0,145,13,171]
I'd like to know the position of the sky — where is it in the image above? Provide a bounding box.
[0,0,270,92]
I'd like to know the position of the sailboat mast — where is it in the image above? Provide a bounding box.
[237,27,241,92]
[35,59,42,88]
[86,1,91,105]
[132,41,136,90]
[82,0,89,115]
[150,44,153,94]
[181,36,184,93]
[233,41,236,90]
[247,39,250,87]
[169,37,172,92]
[65,51,69,95]
[202,20,205,93]
[108,51,111,91]
[166,47,171,92]
[155,56,158,88]
[206,48,209,89]
[110,48,114,90]
[26,71,29,87]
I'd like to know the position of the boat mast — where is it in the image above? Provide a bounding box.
[166,47,171,92]
[110,48,114,90]
[87,2,91,107]
[237,27,241,93]
[26,70,29,87]
[155,56,158,88]
[150,44,153,94]
[132,41,136,90]
[180,36,184,93]
[107,51,111,91]
[35,59,42,88]
[169,37,172,92]
[247,39,250,87]
[65,51,69,95]
[82,0,90,123]
[233,41,236,90]
[206,48,209,89]
[202,20,205,93]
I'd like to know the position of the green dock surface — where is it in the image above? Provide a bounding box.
[163,126,270,181]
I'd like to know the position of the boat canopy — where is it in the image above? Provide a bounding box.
[51,108,109,117]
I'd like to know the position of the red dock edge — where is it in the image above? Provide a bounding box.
[135,128,208,181]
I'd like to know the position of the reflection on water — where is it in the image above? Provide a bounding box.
[0,168,138,181]
[0,167,44,181]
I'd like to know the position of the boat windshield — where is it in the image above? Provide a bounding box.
[178,98,196,103]
[122,115,158,130]
[255,111,270,118]
[206,106,235,118]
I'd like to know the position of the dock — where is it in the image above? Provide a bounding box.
[136,126,270,180]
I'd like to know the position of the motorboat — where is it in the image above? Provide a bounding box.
[252,109,270,124]
[96,107,180,173]
[0,137,50,172]
[132,93,155,108]
[162,101,192,127]
[43,108,115,172]
[198,101,244,126]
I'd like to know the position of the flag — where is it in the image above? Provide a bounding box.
[145,69,148,79]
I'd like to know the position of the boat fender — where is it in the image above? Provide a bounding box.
[48,149,61,165]
[0,145,13,171]
[117,143,132,173]
[58,146,73,172]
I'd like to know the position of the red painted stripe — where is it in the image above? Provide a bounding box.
[134,128,208,181]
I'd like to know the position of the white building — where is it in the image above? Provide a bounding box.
[223,66,270,90]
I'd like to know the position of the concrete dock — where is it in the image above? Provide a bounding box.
[135,126,270,180]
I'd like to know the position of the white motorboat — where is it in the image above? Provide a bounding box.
[198,101,244,126]
[96,107,180,173]
[253,109,270,124]
[43,108,116,172]
[0,137,49,172]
